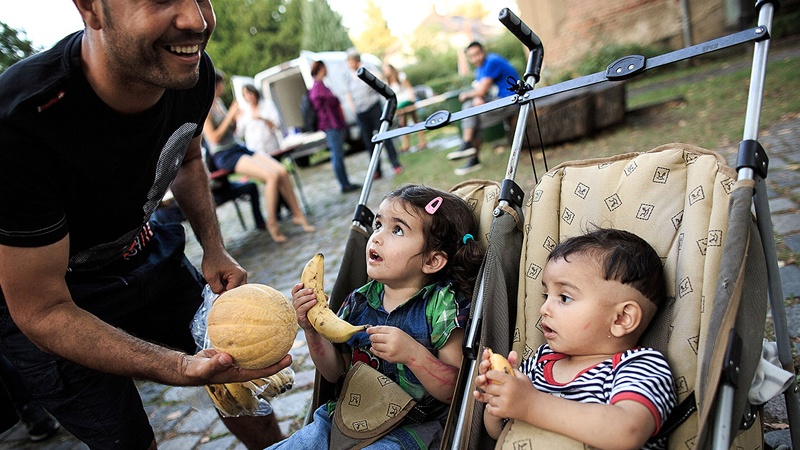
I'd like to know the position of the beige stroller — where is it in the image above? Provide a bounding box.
[308,2,796,449]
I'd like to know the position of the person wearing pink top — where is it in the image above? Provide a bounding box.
[308,61,361,193]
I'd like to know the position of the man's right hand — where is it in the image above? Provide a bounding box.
[179,349,292,385]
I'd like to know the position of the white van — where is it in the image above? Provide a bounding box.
[233,50,383,163]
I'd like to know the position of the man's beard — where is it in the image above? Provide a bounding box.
[105,31,206,91]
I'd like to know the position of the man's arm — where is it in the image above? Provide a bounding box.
[0,238,288,385]
[169,135,247,293]
[459,77,494,103]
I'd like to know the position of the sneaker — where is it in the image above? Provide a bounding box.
[393,166,403,175]
[454,157,482,176]
[341,183,362,193]
[27,418,60,442]
[446,141,477,160]
[20,404,60,442]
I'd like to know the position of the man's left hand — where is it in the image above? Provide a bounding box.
[201,250,248,294]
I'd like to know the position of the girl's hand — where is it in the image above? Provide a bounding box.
[367,326,420,364]
[291,283,319,332]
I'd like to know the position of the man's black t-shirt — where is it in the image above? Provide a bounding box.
[0,32,215,271]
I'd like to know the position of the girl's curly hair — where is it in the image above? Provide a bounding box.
[384,185,485,299]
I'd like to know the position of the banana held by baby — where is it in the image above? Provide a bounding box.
[487,347,514,384]
[301,253,367,343]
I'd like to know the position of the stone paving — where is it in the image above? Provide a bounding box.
[2,78,799,450]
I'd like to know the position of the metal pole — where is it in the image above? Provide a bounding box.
[451,275,487,449]
[730,2,800,449]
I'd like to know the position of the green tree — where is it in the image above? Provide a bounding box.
[404,46,467,95]
[0,21,38,74]
[301,0,353,52]
[354,0,395,58]
[451,0,489,21]
[206,0,302,77]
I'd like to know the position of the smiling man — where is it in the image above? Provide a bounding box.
[0,0,287,448]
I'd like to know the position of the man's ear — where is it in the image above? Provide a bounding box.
[421,251,448,275]
[610,302,642,338]
[72,0,103,30]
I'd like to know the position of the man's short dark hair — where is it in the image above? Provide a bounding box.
[466,41,484,53]
[346,48,361,63]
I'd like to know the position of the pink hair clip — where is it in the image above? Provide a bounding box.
[425,196,443,214]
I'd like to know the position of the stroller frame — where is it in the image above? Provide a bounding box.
[324,1,793,448]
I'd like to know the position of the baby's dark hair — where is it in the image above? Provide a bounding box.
[547,228,666,308]
[384,185,485,299]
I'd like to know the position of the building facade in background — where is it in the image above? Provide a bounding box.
[517,0,758,74]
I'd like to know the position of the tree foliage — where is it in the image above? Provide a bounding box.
[404,46,468,95]
[301,0,353,52]
[0,21,38,74]
[450,0,489,21]
[206,0,303,77]
[354,0,395,58]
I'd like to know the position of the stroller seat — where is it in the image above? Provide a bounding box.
[485,143,768,449]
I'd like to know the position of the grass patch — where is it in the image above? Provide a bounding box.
[393,51,800,195]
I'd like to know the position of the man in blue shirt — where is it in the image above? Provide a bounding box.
[448,41,519,175]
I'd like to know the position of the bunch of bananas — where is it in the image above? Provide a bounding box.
[301,253,367,343]
[250,367,295,398]
[205,368,295,416]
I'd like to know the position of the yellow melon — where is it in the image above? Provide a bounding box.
[207,284,298,369]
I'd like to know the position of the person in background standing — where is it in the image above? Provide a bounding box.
[383,63,427,152]
[309,60,362,194]
[345,48,403,179]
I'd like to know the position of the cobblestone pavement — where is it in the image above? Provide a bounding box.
[2,82,799,450]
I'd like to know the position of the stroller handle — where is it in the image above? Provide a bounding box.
[357,67,397,123]
[499,8,544,82]
[499,8,542,51]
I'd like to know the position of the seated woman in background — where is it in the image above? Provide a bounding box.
[237,84,283,157]
[204,71,315,243]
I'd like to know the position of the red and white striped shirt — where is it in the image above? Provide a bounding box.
[519,344,677,450]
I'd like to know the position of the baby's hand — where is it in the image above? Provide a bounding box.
[473,348,496,403]
[479,351,533,420]
[291,283,319,332]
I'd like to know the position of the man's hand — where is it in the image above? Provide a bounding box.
[201,250,247,294]
[180,349,292,385]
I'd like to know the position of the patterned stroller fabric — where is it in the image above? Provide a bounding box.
[493,143,766,449]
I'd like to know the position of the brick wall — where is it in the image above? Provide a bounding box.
[517,0,729,75]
